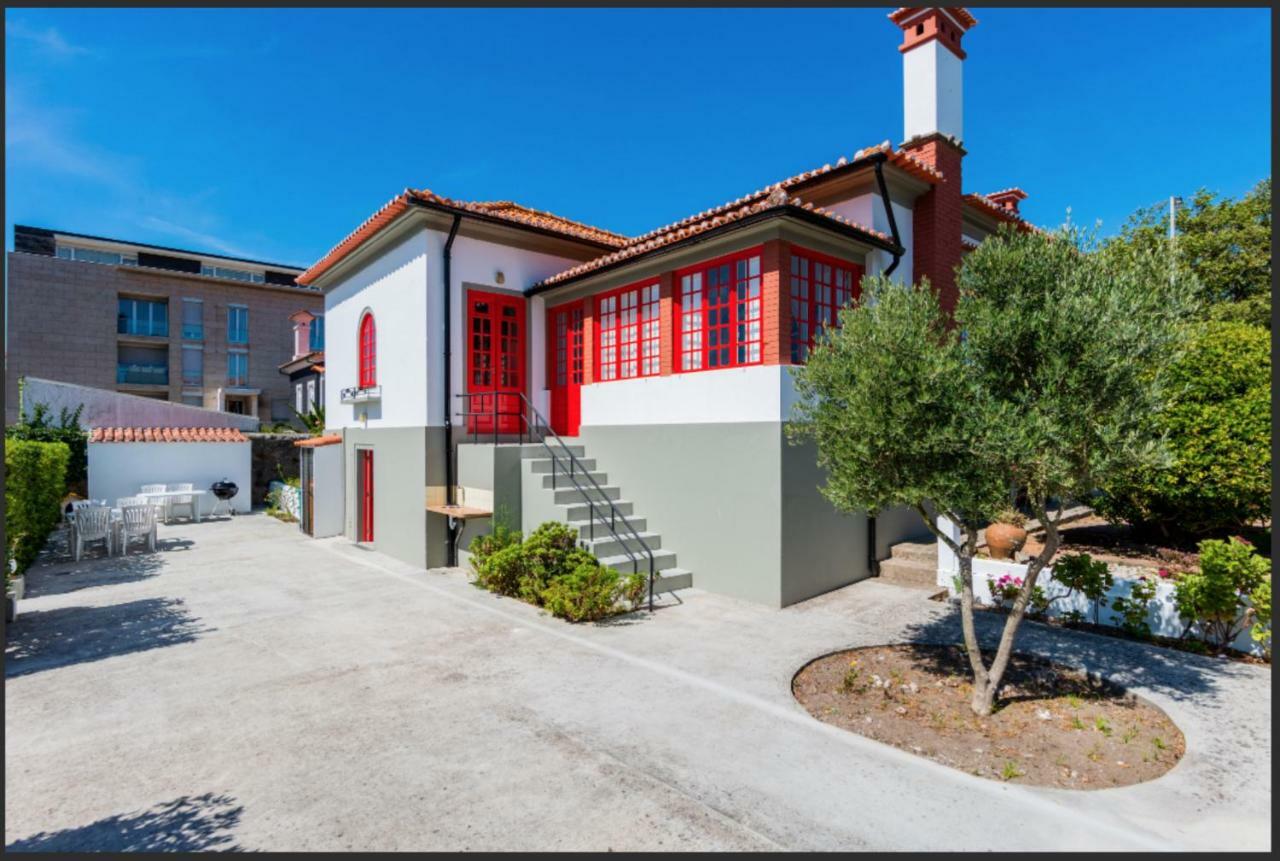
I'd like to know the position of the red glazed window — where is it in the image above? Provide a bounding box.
[358,312,377,387]
[596,282,659,381]
[789,250,862,363]
[678,250,762,371]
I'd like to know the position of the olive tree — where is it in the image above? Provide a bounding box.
[790,225,1193,715]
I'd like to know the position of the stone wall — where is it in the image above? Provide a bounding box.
[248,433,305,505]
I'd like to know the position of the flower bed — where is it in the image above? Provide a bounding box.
[266,480,300,522]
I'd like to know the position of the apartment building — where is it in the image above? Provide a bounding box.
[5,226,324,424]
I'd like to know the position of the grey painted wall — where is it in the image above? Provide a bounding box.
[343,427,427,568]
[453,441,523,569]
[875,504,935,560]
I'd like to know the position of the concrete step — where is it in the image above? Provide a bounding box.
[540,471,608,490]
[597,548,678,576]
[650,567,693,594]
[519,443,585,459]
[583,530,663,558]
[567,516,646,539]
[890,541,938,564]
[526,457,597,474]
[553,485,621,506]
[560,499,634,522]
[877,557,939,590]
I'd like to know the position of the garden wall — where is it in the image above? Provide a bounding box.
[268,481,301,520]
[934,517,1263,656]
[248,433,306,505]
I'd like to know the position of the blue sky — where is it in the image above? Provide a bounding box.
[5,7,1271,268]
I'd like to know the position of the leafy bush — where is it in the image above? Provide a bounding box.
[1109,576,1158,639]
[1173,536,1270,652]
[1048,553,1114,624]
[475,543,527,597]
[540,558,623,622]
[467,522,521,575]
[4,439,71,574]
[1096,322,1270,537]
[6,402,86,492]
[1249,577,1271,651]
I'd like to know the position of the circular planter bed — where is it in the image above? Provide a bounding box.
[792,644,1184,789]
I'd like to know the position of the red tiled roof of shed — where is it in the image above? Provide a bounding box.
[294,434,342,448]
[90,427,248,443]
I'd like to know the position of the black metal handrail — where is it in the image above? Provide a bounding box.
[454,391,657,611]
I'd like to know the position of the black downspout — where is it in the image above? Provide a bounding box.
[872,156,904,278]
[442,214,462,566]
[868,157,902,579]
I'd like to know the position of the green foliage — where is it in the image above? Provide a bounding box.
[4,439,71,574]
[1173,537,1270,652]
[1249,577,1271,649]
[1095,321,1270,537]
[1109,576,1158,639]
[291,403,326,435]
[1105,178,1271,326]
[6,401,87,490]
[1050,553,1114,624]
[468,520,643,621]
[539,558,622,622]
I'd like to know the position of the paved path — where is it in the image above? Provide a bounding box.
[4,514,1271,851]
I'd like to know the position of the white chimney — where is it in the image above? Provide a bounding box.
[290,309,316,360]
[890,7,977,145]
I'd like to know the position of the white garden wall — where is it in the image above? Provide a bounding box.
[934,516,1264,657]
[88,442,252,515]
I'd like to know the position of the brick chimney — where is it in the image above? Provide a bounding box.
[986,188,1027,215]
[289,309,316,360]
[889,7,977,316]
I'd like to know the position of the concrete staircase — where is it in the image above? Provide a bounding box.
[519,442,693,596]
[877,540,941,591]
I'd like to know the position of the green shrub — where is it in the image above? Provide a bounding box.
[1109,576,1158,639]
[621,572,648,610]
[4,439,71,573]
[1249,576,1271,651]
[1096,322,1270,537]
[539,558,622,623]
[520,546,594,606]
[1049,553,1114,624]
[467,522,521,576]
[475,543,526,597]
[6,402,86,492]
[1173,536,1270,652]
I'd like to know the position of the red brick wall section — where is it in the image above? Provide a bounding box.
[581,300,596,385]
[658,272,675,376]
[759,239,792,366]
[904,136,965,318]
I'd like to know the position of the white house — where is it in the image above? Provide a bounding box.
[296,7,1031,607]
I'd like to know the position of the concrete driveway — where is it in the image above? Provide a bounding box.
[4,514,1271,851]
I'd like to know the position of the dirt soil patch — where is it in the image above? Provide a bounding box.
[792,644,1185,789]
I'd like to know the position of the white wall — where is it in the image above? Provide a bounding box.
[324,230,431,429]
[21,377,259,431]
[583,365,799,427]
[88,442,252,514]
[903,40,964,143]
[826,194,915,286]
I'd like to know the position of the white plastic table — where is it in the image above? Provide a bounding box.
[139,489,213,523]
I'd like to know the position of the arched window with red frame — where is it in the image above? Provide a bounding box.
[358,312,377,388]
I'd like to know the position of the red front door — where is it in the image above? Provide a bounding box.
[358,449,374,543]
[547,301,584,436]
[467,290,526,435]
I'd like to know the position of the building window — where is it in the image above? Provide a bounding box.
[117,297,169,337]
[58,245,138,266]
[181,299,203,340]
[181,345,203,386]
[595,282,659,382]
[309,316,325,352]
[202,264,265,283]
[678,250,761,371]
[227,305,249,344]
[296,382,305,413]
[359,313,377,388]
[789,250,862,363]
[227,350,248,386]
[306,379,317,411]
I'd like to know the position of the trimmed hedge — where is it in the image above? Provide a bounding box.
[5,439,71,574]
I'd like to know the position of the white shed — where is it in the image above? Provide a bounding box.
[87,427,253,515]
[296,433,344,538]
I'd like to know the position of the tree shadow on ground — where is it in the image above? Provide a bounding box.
[4,597,210,678]
[899,602,1255,706]
[24,528,195,598]
[5,793,247,852]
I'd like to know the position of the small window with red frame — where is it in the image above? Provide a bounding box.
[789,250,861,363]
[679,251,761,371]
[597,282,660,381]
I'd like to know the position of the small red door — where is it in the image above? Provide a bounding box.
[358,449,374,543]
[547,300,584,436]
[467,290,526,435]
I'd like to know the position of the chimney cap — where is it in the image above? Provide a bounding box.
[889,7,977,59]
[985,188,1028,213]
[289,309,317,324]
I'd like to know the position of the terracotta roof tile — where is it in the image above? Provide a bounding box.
[889,7,978,29]
[964,193,1027,225]
[90,427,248,443]
[294,434,342,448]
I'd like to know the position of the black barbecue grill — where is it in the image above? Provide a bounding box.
[210,479,239,517]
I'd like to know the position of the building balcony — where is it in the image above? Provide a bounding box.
[340,384,382,404]
[182,324,204,340]
[117,363,169,386]
[117,319,169,338]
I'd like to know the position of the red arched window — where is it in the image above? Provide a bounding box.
[358,313,377,388]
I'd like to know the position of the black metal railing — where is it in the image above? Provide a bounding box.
[454,391,657,611]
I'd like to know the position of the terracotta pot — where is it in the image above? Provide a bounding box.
[986,522,1028,560]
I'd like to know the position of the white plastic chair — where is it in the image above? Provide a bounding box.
[116,496,145,509]
[167,483,197,523]
[72,505,113,561]
[118,504,157,554]
[140,484,169,523]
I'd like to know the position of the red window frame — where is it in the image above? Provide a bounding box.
[676,247,763,372]
[789,248,863,363]
[595,281,660,382]
[358,312,377,388]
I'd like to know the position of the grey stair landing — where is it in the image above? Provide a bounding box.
[521,445,693,596]
[877,540,941,591]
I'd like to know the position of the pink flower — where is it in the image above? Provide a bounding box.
[1157,567,1171,579]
